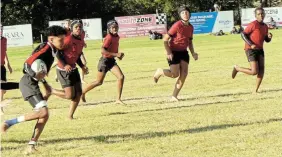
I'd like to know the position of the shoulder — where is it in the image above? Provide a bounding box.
[104,34,113,41]
[1,37,7,42]
[64,35,73,44]
[173,21,182,27]
[262,22,268,27]
[32,42,50,54]
[248,21,256,26]
[113,34,120,40]
[188,23,194,29]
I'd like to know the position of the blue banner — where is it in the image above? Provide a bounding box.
[189,12,218,34]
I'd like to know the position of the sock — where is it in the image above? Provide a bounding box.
[17,116,25,122]
[5,116,25,126]
[28,138,37,146]
[5,118,19,127]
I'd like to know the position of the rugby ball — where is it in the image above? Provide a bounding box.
[31,59,47,73]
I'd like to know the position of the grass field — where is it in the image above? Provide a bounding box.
[1,29,282,157]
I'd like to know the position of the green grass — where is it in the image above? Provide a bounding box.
[1,30,282,157]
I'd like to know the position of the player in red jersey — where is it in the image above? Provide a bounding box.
[232,7,273,93]
[78,19,88,83]
[153,6,198,101]
[0,23,13,114]
[1,26,67,154]
[51,20,88,119]
[81,20,125,104]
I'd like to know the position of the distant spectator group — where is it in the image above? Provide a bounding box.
[148,30,163,40]
[267,17,278,29]
[230,26,244,34]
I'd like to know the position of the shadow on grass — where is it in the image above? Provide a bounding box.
[51,88,282,111]
[107,95,277,116]
[2,118,282,150]
[108,99,243,116]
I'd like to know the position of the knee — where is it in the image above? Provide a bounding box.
[95,80,103,86]
[39,108,49,119]
[171,72,179,78]
[65,93,73,100]
[118,74,125,81]
[182,70,188,77]
[250,69,258,75]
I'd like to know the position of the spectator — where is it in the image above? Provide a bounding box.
[268,17,278,29]
[148,30,163,40]
[214,3,221,12]
[149,30,156,40]
[211,30,225,36]
[230,27,239,34]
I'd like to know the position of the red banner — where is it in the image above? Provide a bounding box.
[115,14,167,38]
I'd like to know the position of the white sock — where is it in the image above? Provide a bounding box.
[17,116,25,123]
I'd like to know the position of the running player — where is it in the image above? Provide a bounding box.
[51,20,88,119]
[153,6,198,101]
[81,20,125,104]
[0,23,13,114]
[78,19,88,83]
[232,7,272,93]
[54,19,72,82]
[1,25,66,154]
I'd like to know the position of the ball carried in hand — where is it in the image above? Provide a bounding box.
[31,59,47,73]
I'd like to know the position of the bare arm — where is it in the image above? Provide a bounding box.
[188,41,195,54]
[188,41,198,61]
[241,32,254,46]
[5,53,12,73]
[163,34,172,55]
[80,53,87,65]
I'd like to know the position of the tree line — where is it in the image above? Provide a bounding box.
[1,0,272,41]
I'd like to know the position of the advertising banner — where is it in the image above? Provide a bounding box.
[3,24,33,47]
[49,18,103,40]
[189,11,234,34]
[115,13,167,38]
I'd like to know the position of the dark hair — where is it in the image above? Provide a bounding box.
[46,25,67,37]
[254,7,265,14]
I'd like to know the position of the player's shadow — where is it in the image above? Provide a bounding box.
[39,117,282,144]
[2,117,281,149]
[51,88,282,110]
[107,99,243,116]
[79,88,281,110]
[107,95,277,116]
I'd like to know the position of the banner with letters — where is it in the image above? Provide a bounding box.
[3,24,33,47]
[241,7,282,27]
[49,18,103,40]
[189,11,234,34]
[115,13,167,38]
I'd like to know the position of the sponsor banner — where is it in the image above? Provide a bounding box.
[49,18,103,40]
[115,14,167,38]
[241,7,282,27]
[3,24,33,47]
[189,11,234,34]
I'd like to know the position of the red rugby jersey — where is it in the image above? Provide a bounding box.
[102,34,119,58]
[57,35,84,69]
[168,21,194,51]
[243,20,268,50]
[1,37,7,65]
